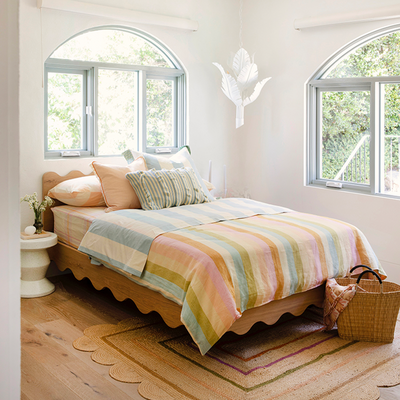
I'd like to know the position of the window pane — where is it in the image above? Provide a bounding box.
[323,32,400,78]
[382,84,400,196]
[47,72,83,150]
[320,91,370,184]
[146,79,174,147]
[51,29,172,68]
[98,69,137,156]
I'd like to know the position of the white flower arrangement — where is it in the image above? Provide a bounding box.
[21,193,54,220]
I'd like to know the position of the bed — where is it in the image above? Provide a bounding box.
[43,169,383,355]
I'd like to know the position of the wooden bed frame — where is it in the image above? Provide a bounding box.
[43,171,325,335]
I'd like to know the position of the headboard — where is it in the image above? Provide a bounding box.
[42,170,93,232]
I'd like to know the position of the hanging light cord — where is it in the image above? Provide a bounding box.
[239,0,243,49]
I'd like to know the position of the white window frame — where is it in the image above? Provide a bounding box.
[44,26,186,159]
[307,24,400,198]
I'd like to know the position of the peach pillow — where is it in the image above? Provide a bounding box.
[91,157,147,212]
[47,175,106,207]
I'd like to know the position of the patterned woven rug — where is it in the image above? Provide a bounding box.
[73,308,400,400]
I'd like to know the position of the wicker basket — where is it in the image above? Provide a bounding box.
[336,268,400,343]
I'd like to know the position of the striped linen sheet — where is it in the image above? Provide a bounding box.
[79,198,291,277]
[77,199,384,354]
[53,206,107,248]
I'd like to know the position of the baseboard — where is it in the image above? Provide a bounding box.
[380,260,400,284]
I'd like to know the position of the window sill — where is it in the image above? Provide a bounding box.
[307,181,400,200]
[45,148,180,160]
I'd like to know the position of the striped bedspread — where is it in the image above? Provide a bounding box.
[79,198,291,277]
[78,199,384,354]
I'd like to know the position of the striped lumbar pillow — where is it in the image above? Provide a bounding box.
[125,167,210,210]
[122,147,214,202]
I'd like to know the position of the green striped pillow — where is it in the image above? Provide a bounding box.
[126,167,210,210]
[122,147,214,202]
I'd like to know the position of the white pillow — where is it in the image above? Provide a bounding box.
[48,175,106,207]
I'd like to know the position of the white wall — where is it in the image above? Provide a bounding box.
[19,0,243,227]
[20,0,400,282]
[0,0,21,398]
[242,0,400,281]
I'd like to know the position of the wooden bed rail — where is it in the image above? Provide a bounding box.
[42,169,326,340]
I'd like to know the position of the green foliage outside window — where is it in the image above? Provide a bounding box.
[321,91,370,181]
[47,29,178,154]
[325,32,400,78]
[321,32,400,185]
[52,29,171,68]
[97,69,137,156]
[146,79,173,147]
[48,72,83,150]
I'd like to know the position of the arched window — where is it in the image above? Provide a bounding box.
[307,26,400,197]
[45,27,186,158]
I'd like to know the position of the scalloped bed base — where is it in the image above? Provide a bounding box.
[43,170,325,336]
[48,241,325,335]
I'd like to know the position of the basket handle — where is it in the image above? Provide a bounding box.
[350,265,378,281]
[350,265,373,274]
[356,270,383,294]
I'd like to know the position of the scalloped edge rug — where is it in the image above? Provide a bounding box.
[73,309,400,400]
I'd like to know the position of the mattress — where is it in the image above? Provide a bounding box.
[52,205,107,248]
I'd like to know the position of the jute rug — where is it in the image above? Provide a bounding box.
[73,308,400,400]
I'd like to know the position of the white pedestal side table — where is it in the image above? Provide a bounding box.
[20,232,58,298]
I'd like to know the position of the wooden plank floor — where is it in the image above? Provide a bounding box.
[21,273,400,400]
[21,274,144,400]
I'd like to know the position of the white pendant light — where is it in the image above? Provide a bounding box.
[213,0,271,128]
